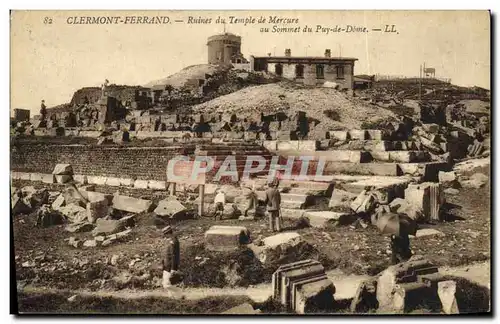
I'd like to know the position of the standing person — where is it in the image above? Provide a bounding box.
[162,226,180,289]
[213,188,226,221]
[243,175,258,217]
[40,100,47,121]
[264,180,282,232]
[390,233,412,265]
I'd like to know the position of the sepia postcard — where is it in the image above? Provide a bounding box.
[10,10,491,315]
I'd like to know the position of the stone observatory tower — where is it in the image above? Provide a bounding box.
[207,33,242,65]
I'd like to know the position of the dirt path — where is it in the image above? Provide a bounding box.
[20,261,490,303]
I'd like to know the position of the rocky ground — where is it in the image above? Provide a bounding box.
[192,82,398,136]
[13,165,490,298]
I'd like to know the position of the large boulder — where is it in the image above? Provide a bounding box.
[221,303,261,314]
[389,198,424,222]
[438,280,459,314]
[52,164,73,175]
[438,171,459,188]
[112,194,154,213]
[350,279,378,313]
[376,256,439,311]
[204,226,250,252]
[86,197,109,223]
[153,198,187,219]
[91,218,127,237]
[35,205,65,228]
[51,194,66,210]
[350,190,377,214]
[11,196,32,215]
[21,187,49,209]
[65,222,95,233]
[63,184,88,207]
[328,189,356,209]
[58,203,88,223]
[459,172,489,189]
[251,232,313,265]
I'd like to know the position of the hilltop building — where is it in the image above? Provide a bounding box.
[207,33,248,65]
[250,49,357,89]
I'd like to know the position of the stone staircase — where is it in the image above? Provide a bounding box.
[250,128,451,221]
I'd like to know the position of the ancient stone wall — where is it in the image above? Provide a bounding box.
[10,144,182,180]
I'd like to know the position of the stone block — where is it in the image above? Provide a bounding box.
[389,151,431,163]
[41,174,56,184]
[366,129,388,140]
[52,164,73,175]
[263,140,277,152]
[133,179,149,189]
[438,171,458,187]
[349,130,367,140]
[277,140,299,151]
[204,225,250,252]
[329,189,357,209]
[410,228,445,238]
[377,258,438,310]
[58,203,88,223]
[112,195,154,214]
[51,194,66,210]
[328,131,349,141]
[91,218,126,237]
[222,303,260,314]
[298,140,318,151]
[304,211,354,227]
[11,196,31,215]
[84,191,112,204]
[422,123,440,134]
[148,180,167,190]
[438,280,459,314]
[29,173,44,182]
[87,176,107,186]
[350,279,378,313]
[105,177,122,187]
[294,278,335,314]
[55,175,72,184]
[370,151,390,161]
[271,259,334,313]
[73,175,88,184]
[86,197,109,223]
[253,232,309,264]
[154,198,187,219]
[404,183,444,222]
[459,172,489,189]
[244,132,257,141]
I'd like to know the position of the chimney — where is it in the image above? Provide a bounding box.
[325,49,331,58]
[285,49,291,57]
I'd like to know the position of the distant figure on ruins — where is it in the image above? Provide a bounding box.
[390,234,412,265]
[213,188,226,220]
[243,175,258,217]
[162,225,180,288]
[101,79,109,97]
[265,179,282,232]
[40,100,47,120]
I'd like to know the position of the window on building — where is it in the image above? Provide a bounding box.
[275,64,283,76]
[336,65,345,79]
[216,51,222,61]
[316,64,324,79]
[295,64,304,78]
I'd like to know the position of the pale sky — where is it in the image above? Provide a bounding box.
[11,10,490,114]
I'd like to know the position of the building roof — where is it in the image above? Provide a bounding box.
[252,55,358,62]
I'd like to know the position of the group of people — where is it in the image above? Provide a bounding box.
[161,176,415,288]
[161,177,285,288]
[213,176,283,233]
